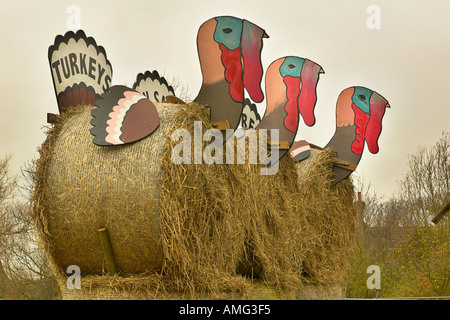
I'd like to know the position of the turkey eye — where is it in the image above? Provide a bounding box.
[288,64,296,69]
[358,94,366,101]
[222,28,233,34]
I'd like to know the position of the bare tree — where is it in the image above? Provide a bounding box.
[399,131,449,226]
[353,177,384,227]
[0,155,20,298]
[0,156,59,299]
[167,76,192,103]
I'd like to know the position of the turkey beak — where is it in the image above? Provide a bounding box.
[386,103,391,108]
[319,68,325,74]
[263,32,269,38]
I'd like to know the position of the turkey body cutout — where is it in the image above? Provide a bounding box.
[255,57,324,164]
[289,86,390,184]
[133,70,175,103]
[324,87,390,184]
[194,16,268,130]
[90,86,160,146]
[48,30,113,113]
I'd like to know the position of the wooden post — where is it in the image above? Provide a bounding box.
[268,140,290,150]
[165,95,185,104]
[211,120,231,130]
[47,113,61,124]
[432,199,450,225]
[97,228,119,276]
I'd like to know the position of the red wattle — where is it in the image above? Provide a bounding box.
[298,60,320,127]
[298,60,320,126]
[365,94,387,154]
[351,103,370,155]
[220,44,243,102]
[241,21,265,103]
[283,76,301,133]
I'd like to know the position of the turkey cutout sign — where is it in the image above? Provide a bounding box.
[48,30,113,114]
[240,98,261,129]
[194,16,268,130]
[133,70,175,103]
[322,86,390,184]
[253,57,324,164]
[90,85,160,146]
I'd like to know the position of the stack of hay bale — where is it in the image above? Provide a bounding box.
[30,103,356,300]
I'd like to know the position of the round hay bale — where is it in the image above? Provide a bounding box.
[30,102,357,298]
[33,103,182,274]
[32,103,255,295]
[236,147,356,287]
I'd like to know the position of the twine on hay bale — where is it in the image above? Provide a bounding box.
[30,102,356,299]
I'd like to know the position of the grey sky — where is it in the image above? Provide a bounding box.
[1,0,449,199]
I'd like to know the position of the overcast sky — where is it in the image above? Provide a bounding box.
[1,0,449,199]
